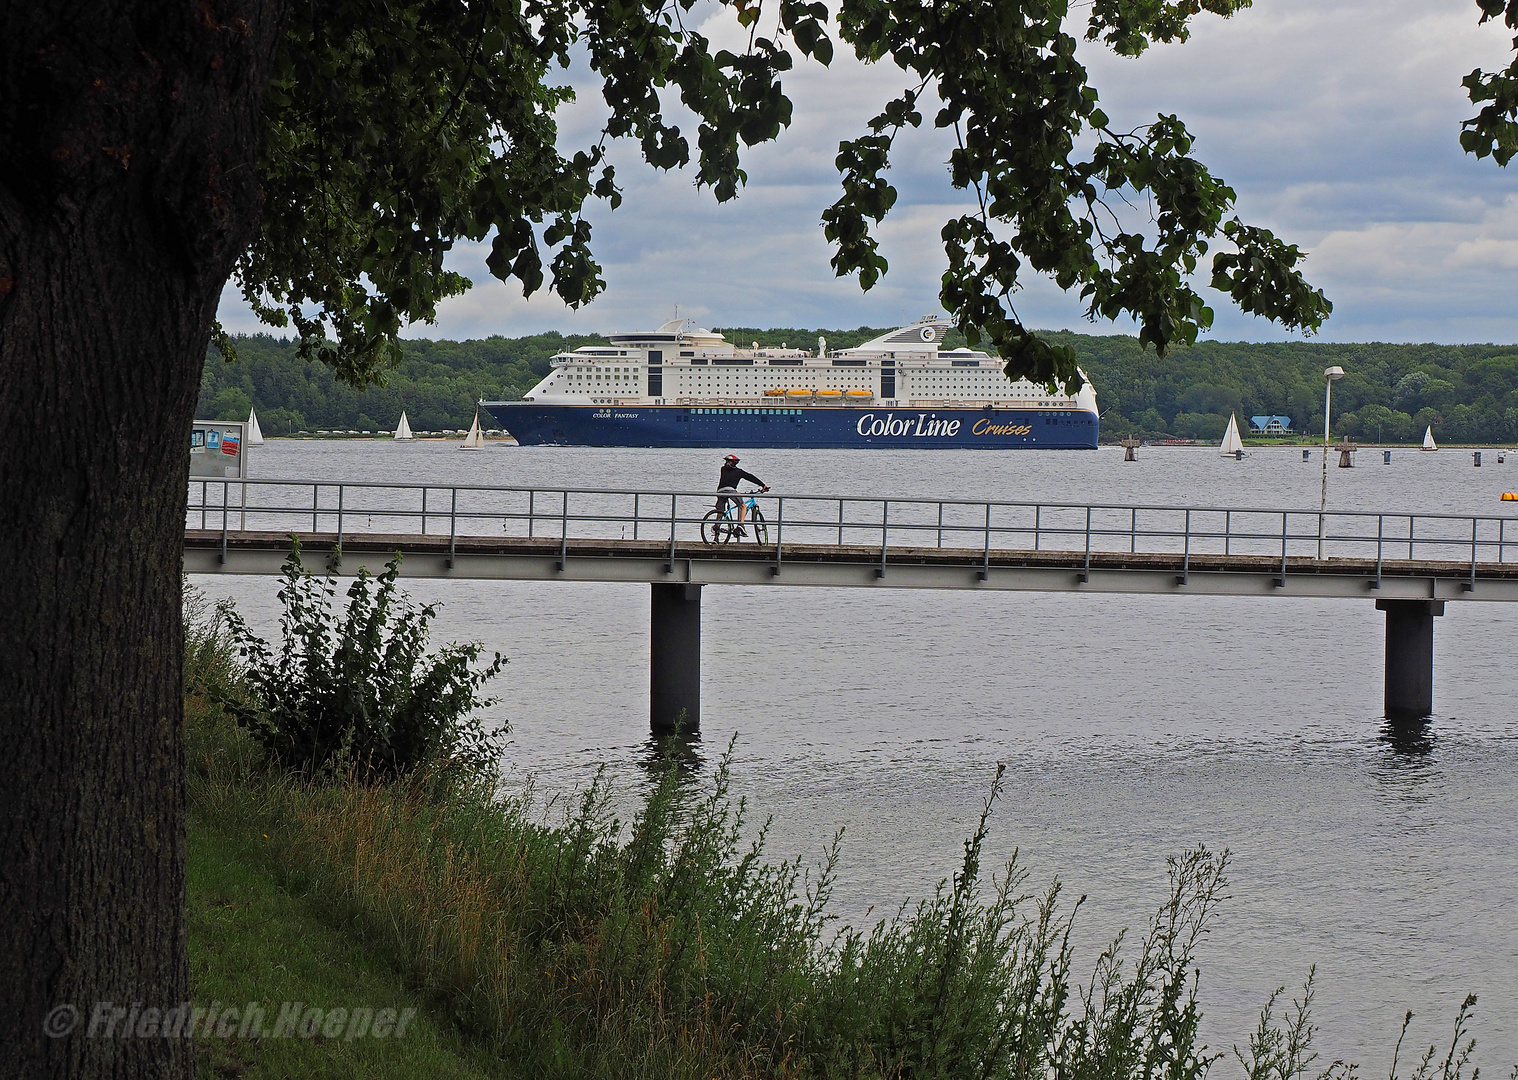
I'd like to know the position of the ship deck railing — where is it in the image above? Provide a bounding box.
[187,479,1518,589]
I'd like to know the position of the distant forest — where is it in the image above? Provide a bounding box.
[201,329,1518,444]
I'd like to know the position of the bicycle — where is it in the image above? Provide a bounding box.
[701,488,768,545]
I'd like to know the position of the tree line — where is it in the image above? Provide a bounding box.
[202,329,1518,445]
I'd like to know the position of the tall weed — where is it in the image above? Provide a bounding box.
[183,582,266,789]
[184,581,245,712]
[224,746,1246,1078]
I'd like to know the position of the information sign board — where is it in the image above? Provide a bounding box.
[190,421,250,479]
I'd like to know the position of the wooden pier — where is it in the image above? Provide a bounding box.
[185,480,1518,730]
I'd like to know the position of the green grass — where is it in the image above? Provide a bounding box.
[187,813,510,1079]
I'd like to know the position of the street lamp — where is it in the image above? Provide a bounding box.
[1318,365,1345,559]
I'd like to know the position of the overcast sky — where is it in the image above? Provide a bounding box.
[218,0,1518,344]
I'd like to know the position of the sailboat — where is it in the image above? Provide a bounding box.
[393,412,415,441]
[1421,426,1438,452]
[1219,413,1246,457]
[459,410,484,451]
[246,407,265,446]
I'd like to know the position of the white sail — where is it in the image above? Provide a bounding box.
[246,407,264,445]
[459,410,483,450]
[393,412,414,440]
[1422,425,1437,451]
[1219,413,1244,456]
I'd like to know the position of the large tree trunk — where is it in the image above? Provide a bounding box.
[0,2,282,1075]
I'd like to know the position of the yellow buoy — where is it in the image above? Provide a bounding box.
[1502,492,1518,501]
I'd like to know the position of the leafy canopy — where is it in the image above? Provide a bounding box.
[1465,1,1518,166]
[231,0,1336,392]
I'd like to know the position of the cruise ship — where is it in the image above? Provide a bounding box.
[479,315,1099,448]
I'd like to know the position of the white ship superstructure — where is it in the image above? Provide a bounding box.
[520,315,1099,414]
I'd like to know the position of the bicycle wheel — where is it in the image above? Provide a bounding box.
[749,507,768,544]
[701,509,726,545]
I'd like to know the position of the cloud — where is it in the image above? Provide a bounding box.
[218,0,1518,344]
[1449,235,1518,271]
[1274,194,1518,340]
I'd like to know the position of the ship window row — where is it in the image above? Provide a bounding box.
[691,408,803,415]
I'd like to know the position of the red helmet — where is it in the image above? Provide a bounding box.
[724,454,739,463]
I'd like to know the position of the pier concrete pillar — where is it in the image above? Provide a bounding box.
[651,583,701,735]
[1376,599,1444,718]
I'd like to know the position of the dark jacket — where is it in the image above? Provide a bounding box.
[718,463,764,490]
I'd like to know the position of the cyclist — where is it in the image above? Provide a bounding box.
[716,454,768,534]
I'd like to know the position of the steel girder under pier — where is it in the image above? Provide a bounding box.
[650,583,701,735]
[1377,599,1444,718]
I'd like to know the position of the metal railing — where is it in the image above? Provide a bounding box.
[188,479,1518,584]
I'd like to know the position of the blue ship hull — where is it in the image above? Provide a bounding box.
[482,402,1098,449]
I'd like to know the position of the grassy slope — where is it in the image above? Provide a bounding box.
[187,813,511,1079]
[183,617,510,1079]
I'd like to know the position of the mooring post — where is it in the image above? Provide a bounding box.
[1376,599,1444,718]
[651,583,702,734]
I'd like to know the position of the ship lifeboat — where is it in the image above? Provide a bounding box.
[845,389,874,400]
[763,388,785,397]
[785,388,813,399]
[815,388,843,400]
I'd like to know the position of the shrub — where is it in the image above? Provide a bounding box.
[217,542,504,781]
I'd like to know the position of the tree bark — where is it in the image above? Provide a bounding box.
[0,2,282,1074]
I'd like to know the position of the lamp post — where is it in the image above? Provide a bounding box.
[1318,365,1345,559]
